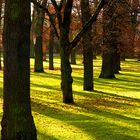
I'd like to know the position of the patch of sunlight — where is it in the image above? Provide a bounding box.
[31,86,58,92]
[0,78,3,82]
[33,112,95,140]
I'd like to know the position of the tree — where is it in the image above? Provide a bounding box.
[81,0,93,91]
[92,0,99,59]
[31,0,106,103]
[48,15,55,70]
[118,0,137,60]
[30,5,37,58]
[99,0,139,78]
[130,0,139,58]
[0,0,3,70]
[99,0,121,78]
[1,0,37,139]
[70,48,76,64]
[34,0,47,72]
[131,0,139,42]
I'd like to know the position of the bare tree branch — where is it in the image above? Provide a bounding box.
[50,0,63,27]
[70,0,107,49]
[31,0,60,39]
[63,0,73,35]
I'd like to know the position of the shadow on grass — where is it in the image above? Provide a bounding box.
[31,91,140,140]
[37,131,59,140]
[72,74,140,92]
[0,87,3,98]
[74,90,140,107]
[31,83,60,92]
[119,72,140,77]
[94,90,140,103]
[95,80,140,92]
[31,72,61,80]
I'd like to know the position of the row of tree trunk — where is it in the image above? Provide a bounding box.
[30,0,139,103]
[30,0,106,103]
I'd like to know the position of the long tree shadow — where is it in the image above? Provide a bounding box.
[96,90,140,102]
[72,71,140,91]
[75,91,140,108]
[31,83,60,92]
[37,131,59,140]
[74,90,140,122]
[0,87,3,98]
[93,76,140,93]
[31,72,61,80]
[31,93,140,140]
[95,81,140,92]
[119,72,140,78]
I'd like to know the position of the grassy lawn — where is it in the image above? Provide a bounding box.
[0,56,140,140]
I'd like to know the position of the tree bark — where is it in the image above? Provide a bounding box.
[60,45,74,103]
[99,48,116,78]
[99,1,121,78]
[81,0,93,91]
[58,0,74,103]
[92,0,98,60]
[70,31,76,65]
[34,0,47,72]
[131,0,139,58]
[113,49,121,74]
[1,0,37,139]
[30,5,37,58]
[49,23,54,70]
[0,0,3,70]
[71,48,76,65]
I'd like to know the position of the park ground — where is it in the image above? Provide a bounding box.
[0,56,139,140]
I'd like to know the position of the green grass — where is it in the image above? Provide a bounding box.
[0,56,140,140]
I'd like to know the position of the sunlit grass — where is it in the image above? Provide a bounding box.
[0,55,140,140]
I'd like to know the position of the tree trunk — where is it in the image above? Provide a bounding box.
[34,1,46,72]
[81,0,93,91]
[34,34,44,72]
[30,5,37,58]
[99,1,121,78]
[70,31,76,65]
[92,0,98,60]
[71,48,76,65]
[99,49,116,78]
[49,24,54,70]
[0,0,3,70]
[1,0,37,139]
[120,52,126,61]
[83,42,93,90]
[113,50,121,74]
[60,50,74,103]
[30,34,35,58]
[130,0,139,58]
[60,39,74,103]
